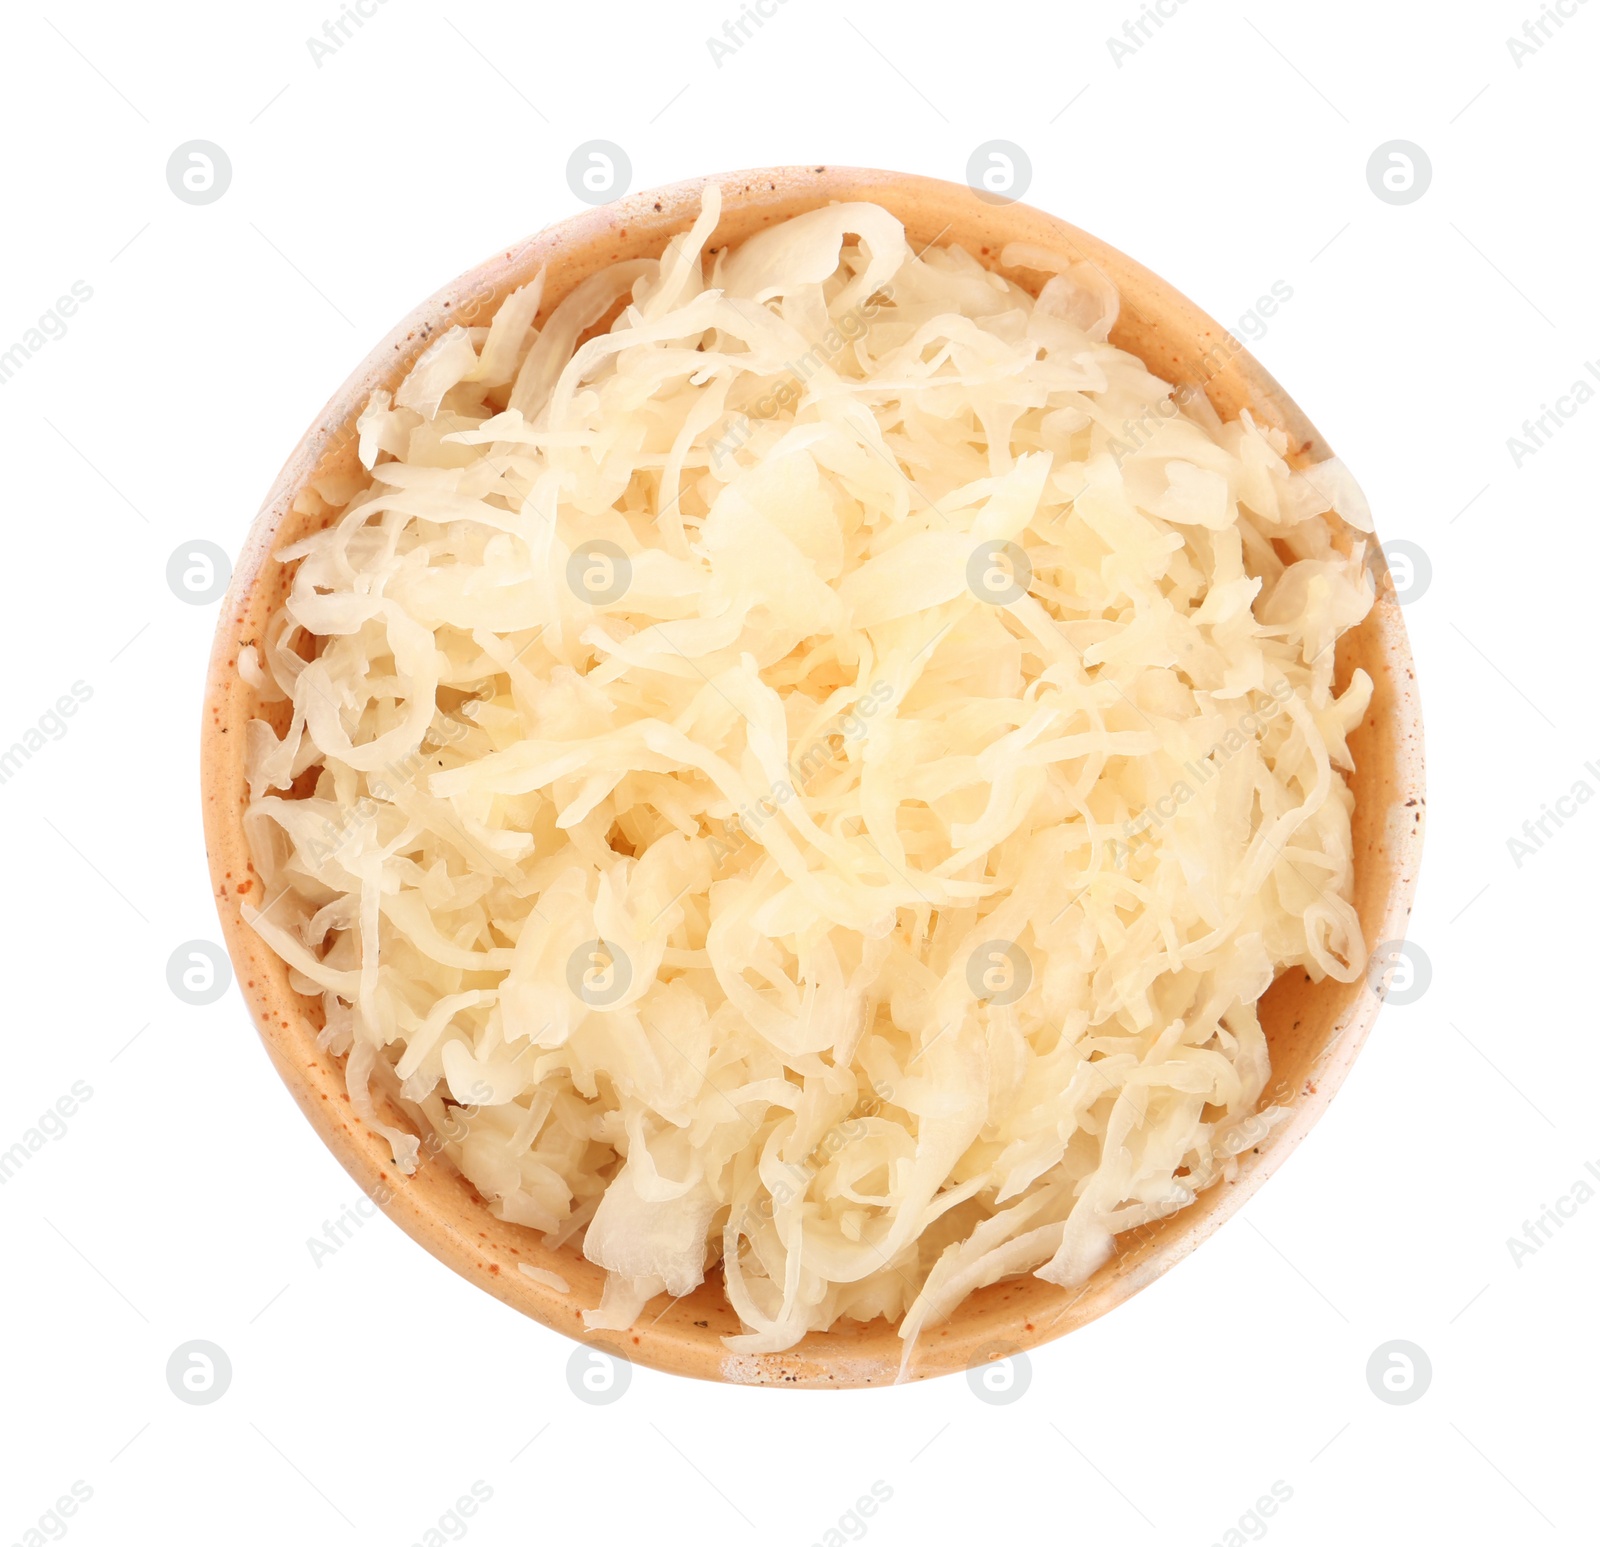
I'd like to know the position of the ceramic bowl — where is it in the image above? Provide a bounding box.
[201,166,1425,1387]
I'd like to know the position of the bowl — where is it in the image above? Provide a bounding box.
[201,165,1425,1387]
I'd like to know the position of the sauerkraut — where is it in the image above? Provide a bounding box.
[241,185,1375,1362]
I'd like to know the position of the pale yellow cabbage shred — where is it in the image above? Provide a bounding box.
[242,184,1375,1360]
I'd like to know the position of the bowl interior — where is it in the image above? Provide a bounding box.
[202,166,1424,1387]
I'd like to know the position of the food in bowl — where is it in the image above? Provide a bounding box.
[239,183,1375,1361]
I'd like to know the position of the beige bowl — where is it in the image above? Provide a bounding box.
[201,166,1424,1388]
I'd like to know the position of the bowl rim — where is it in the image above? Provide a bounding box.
[201,164,1425,1388]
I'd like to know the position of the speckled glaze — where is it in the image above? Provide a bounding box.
[201,167,1425,1388]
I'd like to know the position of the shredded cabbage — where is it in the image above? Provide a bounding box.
[242,184,1375,1364]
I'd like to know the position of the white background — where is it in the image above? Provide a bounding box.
[0,0,1593,1542]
